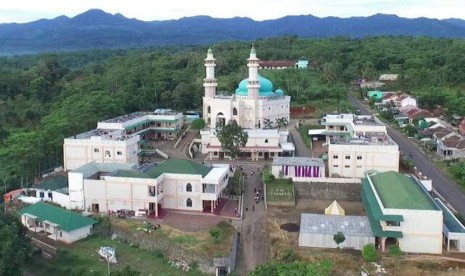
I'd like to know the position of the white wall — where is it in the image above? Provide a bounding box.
[391,209,443,254]
[60,226,93,243]
[63,136,139,170]
[299,233,374,250]
[328,144,399,178]
[69,172,85,210]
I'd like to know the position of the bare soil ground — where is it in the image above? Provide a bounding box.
[266,200,465,276]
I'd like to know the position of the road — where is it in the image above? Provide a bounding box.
[348,94,465,215]
[234,163,270,275]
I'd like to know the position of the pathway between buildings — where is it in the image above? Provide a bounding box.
[233,163,270,275]
[289,123,312,157]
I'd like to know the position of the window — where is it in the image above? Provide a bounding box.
[207,106,211,114]
[94,148,99,153]
[105,150,111,158]
[214,152,218,156]
[186,198,192,207]
[339,126,345,131]
[357,165,362,168]
[333,165,339,168]
[345,165,350,168]
[345,155,350,160]
[357,156,362,160]
[233,107,238,115]
[39,192,44,198]
[48,192,53,199]
[117,151,123,156]
[333,155,338,159]
[264,139,268,143]
[186,183,192,192]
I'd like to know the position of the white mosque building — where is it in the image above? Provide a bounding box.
[201,47,295,160]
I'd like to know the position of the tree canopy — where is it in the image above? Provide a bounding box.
[216,120,248,159]
[0,212,31,275]
[1,36,465,191]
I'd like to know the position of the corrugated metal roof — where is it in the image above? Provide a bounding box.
[19,201,96,232]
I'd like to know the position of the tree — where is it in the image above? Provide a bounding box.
[362,244,379,262]
[217,120,248,159]
[0,212,31,275]
[275,117,289,130]
[190,118,206,130]
[333,231,346,249]
[263,118,274,129]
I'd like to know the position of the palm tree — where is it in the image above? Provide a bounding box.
[263,118,273,129]
[275,117,289,129]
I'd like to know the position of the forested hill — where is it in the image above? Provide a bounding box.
[2,9,465,55]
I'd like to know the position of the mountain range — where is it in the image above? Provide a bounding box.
[1,9,465,55]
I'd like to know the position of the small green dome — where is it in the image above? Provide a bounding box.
[275,89,284,95]
[235,75,275,96]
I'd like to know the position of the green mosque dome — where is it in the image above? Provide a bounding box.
[235,75,279,97]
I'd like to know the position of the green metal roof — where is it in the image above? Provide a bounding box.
[19,202,96,232]
[114,159,212,179]
[361,179,404,222]
[370,171,438,210]
[362,189,403,238]
[435,198,465,233]
[35,176,68,191]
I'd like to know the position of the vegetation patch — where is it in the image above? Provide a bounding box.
[263,168,295,204]
[113,219,234,258]
[24,236,202,276]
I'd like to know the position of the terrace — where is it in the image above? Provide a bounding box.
[330,134,396,146]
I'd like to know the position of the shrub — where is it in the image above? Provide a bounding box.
[388,245,402,257]
[362,244,379,262]
[209,227,221,243]
[280,248,298,263]
[333,231,346,248]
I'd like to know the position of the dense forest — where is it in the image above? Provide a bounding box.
[1,36,465,192]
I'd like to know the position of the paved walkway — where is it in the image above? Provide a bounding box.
[289,122,312,157]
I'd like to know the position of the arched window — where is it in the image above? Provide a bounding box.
[265,139,269,143]
[186,183,192,192]
[186,198,192,207]
[207,106,211,114]
[233,107,238,115]
[207,118,211,125]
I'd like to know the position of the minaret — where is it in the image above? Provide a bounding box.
[246,46,260,100]
[203,47,217,98]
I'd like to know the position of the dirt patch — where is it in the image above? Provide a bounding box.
[280,223,299,232]
[291,105,316,119]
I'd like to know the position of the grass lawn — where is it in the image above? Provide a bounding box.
[262,168,295,203]
[25,235,203,276]
[266,179,295,203]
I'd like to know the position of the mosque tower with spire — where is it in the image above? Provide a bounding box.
[202,46,290,130]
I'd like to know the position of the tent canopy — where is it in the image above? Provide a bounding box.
[325,200,345,216]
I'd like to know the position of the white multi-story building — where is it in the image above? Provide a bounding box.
[201,47,294,159]
[68,159,229,217]
[362,171,443,254]
[63,110,184,170]
[321,114,399,178]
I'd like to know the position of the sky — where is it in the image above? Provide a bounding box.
[1,0,465,23]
